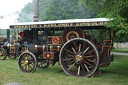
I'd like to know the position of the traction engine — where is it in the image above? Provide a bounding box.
[16,27,113,77]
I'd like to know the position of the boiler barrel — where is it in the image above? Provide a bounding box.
[35,45,61,53]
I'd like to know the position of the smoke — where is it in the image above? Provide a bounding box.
[18,12,34,22]
[17,2,34,22]
[0,12,19,29]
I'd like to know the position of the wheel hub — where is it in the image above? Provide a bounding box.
[75,52,83,63]
[75,55,82,61]
[24,60,29,64]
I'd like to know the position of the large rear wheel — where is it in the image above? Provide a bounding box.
[18,52,37,73]
[59,38,99,77]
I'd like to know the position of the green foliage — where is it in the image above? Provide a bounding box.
[79,0,128,42]
[18,0,96,22]
[84,29,110,44]
[0,29,6,35]
[40,0,96,21]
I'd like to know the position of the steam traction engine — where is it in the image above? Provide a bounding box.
[9,18,113,77]
[1,29,24,60]
[0,29,19,60]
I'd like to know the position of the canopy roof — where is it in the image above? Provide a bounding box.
[10,18,111,29]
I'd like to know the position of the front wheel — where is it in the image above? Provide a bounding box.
[18,52,37,73]
[0,48,7,60]
[8,53,16,59]
[37,54,50,68]
[59,38,99,77]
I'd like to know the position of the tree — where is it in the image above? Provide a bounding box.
[79,0,128,42]
[18,0,96,22]
[40,0,96,21]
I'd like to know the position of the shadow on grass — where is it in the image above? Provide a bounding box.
[34,64,67,76]
[99,62,128,78]
[33,57,128,78]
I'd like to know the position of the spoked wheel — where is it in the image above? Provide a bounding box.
[37,54,50,68]
[18,52,37,73]
[37,60,50,68]
[59,38,99,77]
[8,53,16,59]
[0,48,7,60]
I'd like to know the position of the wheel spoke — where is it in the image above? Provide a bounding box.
[65,49,75,55]
[72,47,76,54]
[74,65,77,72]
[68,63,75,70]
[85,50,94,55]
[86,59,94,63]
[73,42,78,52]
[27,65,30,71]
[20,61,25,64]
[31,62,35,66]
[84,61,92,66]
[22,56,26,60]
[67,60,74,65]
[64,58,74,61]
[79,44,81,51]
[77,66,80,75]
[29,60,35,63]
[30,63,34,68]
[81,64,85,72]
[84,55,95,59]
[28,55,32,60]
[24,65,27,70]
[84,63,89,72]
[82,42,86,52]
[83,47,89,54]
[28,64,33,70]
[21,58,25,61]
[66,54,74,57]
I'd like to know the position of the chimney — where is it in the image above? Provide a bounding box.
[33,0,39,22]
[6,29,10,43]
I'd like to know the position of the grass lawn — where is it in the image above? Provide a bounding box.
[0,55,128,85]
[112,48,128,53]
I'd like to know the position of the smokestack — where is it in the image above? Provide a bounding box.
[6,29,10,43]
[33,0,39,22]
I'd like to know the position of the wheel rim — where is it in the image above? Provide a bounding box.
[18,52,37,73]
[0,48,7,60]
[59,38,99,77]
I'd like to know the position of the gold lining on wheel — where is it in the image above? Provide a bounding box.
[66,31,79,41]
